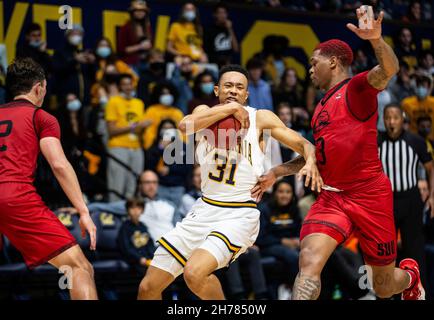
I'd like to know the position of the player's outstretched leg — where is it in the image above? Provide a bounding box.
[370,259,425,300]
[183,249,225,300]
[138,266,175,300]
[292,233,338,300]
[49,245,98,300]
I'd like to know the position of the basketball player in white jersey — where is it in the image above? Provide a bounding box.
[137,65,323,300]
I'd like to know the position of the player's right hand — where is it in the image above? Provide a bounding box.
[298,160,324,193]
[79,213,97,251]
[233,104,250,130]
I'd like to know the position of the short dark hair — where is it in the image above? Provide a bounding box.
[117,73,133,86]
[25,23,42,35]
[246,58,264,71]
[125,197,145,211]
[6,57,45,98]
[218,64,249,84]
[383,103,403,115]
[213,3,228,13]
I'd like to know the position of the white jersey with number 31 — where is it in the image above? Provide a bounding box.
[196,106,265,202]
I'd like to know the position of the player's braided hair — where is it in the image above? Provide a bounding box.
[315,39,354,67]
[6,57,45,98]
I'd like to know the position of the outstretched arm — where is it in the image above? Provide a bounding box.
[347,8,399,90]
[178,102,249,134]
[254,110,323,197]
[251,155,306,202]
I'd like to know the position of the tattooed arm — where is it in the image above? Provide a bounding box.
[347,8,399,90]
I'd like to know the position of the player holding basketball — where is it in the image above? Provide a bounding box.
[0,58,98,299]
[137,64,323,300]
[252,6,425,300]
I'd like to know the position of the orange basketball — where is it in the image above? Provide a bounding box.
[207,116,241,149]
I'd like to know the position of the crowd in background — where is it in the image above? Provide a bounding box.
[0,0,433,300]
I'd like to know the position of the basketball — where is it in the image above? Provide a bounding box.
[207,116,241,149]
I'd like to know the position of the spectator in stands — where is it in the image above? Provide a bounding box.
[272,68,304,108]
[143,81,184,150]
[145,119,192,207]
[401,73,434,140]
[188,70,219,114]
[247,58,273,111]
[225,246,270,300]
[257,180,300,285]
[170,55,196,114]
[204,4,239,67]
[417,50,434,76]
[341,0,362,15]
[261,35,291,86]
[389,61,416,103]
[105,74,151,201]
[16,23,52,77]
[377,89,393,133]
[95,38,138,88]
[52,24,96,106]
[167,2,207,62]
[137,49,167,106]
[137,170,181,243]
[417,116,434,159]
[180,164,201,218]
[394,28,419,72]
[117,197,156,274]
[117,0,152,70]
[402,0,422,23]
[366,0,393,20]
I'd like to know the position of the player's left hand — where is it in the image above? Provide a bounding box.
[298,160,323,193]
[79,213,97,250]
[251,170,277,202]
[346,7,383,40]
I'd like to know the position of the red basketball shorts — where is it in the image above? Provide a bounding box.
[301,173,397,266]
[0,183,77,269]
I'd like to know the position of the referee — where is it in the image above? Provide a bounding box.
[378,103,434,285]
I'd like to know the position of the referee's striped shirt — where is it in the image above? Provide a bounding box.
[378,131,432,192]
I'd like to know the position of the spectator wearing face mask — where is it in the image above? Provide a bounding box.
[417,116,434,159]
[167,2,207,62]
[117,0,153,70]
[52,24,96,106]
[105,74,152,201]
[170,55,198,114]
[187,70,219,114]
[402,74,434,140]
[16,23,52,77]
[136,49,167,106]
[94,38,138,88]
[145,119,192,207]
[143,82,184,150]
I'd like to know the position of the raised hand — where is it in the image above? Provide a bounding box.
[346,7,383,40]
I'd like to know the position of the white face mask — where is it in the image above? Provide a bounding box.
[159,94,174,106]
[69,35,83,46]
[67,99,82,111]
[99,96,108,106]
[183,10,196,21]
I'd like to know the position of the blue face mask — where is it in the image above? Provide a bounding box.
[96,46,111,58]
[200,83,215,95]
[416,86,429,100]
[67,99,82,112]
[183,10,196,21]
[29,40,42,48]
[160,94,174,106]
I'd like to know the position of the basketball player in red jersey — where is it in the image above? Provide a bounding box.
[252,7,424,300]
[0,58,98,299]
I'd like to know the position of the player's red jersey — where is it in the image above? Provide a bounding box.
[311,71,383,190]
[0,99,60,184]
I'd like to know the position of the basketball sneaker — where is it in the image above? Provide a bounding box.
[399,258,425,300]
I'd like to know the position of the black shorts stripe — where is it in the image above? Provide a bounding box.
[201,196,257,208]
[208,230,242,253]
